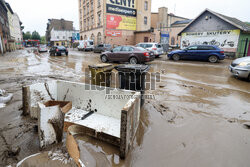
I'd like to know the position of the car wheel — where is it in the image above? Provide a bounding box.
[208,55,218,63]
[101,55,108,63]
[129,57,138,64]
[172,54,180,61]
[248,74,250,81]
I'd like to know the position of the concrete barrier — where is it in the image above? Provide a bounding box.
[23,80,141,159]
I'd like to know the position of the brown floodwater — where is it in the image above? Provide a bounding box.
[0,48,250,166]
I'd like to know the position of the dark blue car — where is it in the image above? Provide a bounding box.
[168,45,225,63]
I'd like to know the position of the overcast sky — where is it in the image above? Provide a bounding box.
[7,0,250,36]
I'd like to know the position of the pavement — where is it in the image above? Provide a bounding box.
[0,48,249,166]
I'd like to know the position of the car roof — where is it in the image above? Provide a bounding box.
[138,43,158,44]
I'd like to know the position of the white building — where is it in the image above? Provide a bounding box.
[12,13,22,49]
[50,28,79,46]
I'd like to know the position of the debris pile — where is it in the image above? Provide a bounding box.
[0,89,13,108]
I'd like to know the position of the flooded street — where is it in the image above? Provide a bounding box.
[0,48,250,166]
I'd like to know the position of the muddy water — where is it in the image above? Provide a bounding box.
[0,48,250,166]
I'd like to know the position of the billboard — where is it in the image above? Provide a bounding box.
[106,15,136,31]
[106,0,137,17]
[106,30,122,37]
[181,29,240,49]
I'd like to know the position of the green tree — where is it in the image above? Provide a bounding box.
[31,31,41,40]
[23,31,31,40]
[40,36,46,44]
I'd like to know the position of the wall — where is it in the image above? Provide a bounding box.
[136,0,151,31]
[106,30,135,46]
[135,31,156,44]
[180,29,241,53]
[182,11,237,33]
[151,13,158,29]
[169,24,187,46]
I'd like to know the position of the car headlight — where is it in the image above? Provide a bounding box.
[238,62,249,67]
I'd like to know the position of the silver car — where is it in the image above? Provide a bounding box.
[136,43,164,58]
[229,57,250,81]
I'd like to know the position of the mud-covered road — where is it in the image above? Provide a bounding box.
[0,48,250,167]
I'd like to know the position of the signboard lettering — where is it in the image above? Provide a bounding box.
[181,29,240,49]
[107,0,137,17]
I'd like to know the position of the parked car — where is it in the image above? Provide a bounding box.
[38,45,48,53]
[168,45,225,63]
[93,44,112,53]
[78,40,94,51]
[229,57,250,81]
[136,43,164,57]
[49,46,68,56]
[100,46,155,64]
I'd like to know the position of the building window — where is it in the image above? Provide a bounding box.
[98,0,101,7]
[57,36,59,39]
[91,0,93,11]
[91,15,94,26]
[144,1,148,11]
[87,3,89,14]
[98,12,101,26]
[80,0,81,6]
[84,35,87,40]
[97,32,102,44]
[87,17,89,28]
[83,7,86,16]
[171,37,175,45]
[144,16,147,25]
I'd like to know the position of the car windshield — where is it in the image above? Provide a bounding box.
[105,44,111,47]
[140,44,153,48]
[40,45,46,48]
[58,46,66,49]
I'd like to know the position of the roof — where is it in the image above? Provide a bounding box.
[178,9,250,35]
[48,19,74,31]
[214,11,250,32]
[171,19,193,26]
[168,13,188,20]
[0,0,7,12]
[5,2,14,14]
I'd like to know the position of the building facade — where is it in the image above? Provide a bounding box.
[5,1,15,51]
[151,7,190,48]
[78,0,152,46]
[46,18,78,47]
[12,13,23,49]
[50,28,79,46]
[0,0,10,53]
[178,9,250,58]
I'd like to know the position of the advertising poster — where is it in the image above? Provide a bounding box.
[180,29,240,49]
[106,30,122,37]
[106,0,137,17]
[106,15,136,31]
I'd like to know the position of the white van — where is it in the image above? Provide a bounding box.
[78,40,94,51]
